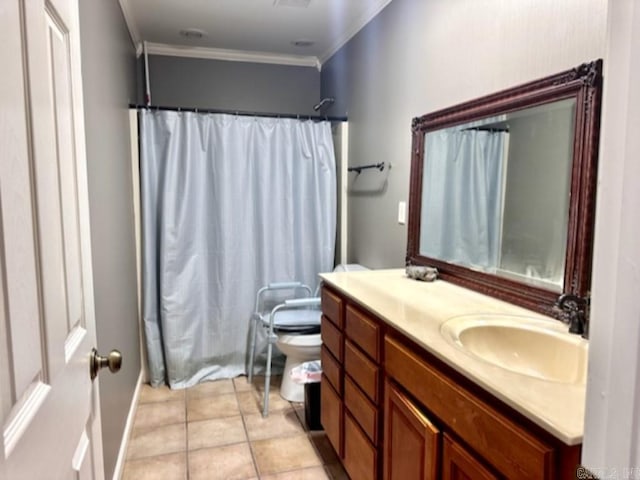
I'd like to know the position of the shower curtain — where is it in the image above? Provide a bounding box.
[420,128,507,270]
[140,110,336,388]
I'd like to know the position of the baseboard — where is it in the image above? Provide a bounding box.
[112,371,144,480]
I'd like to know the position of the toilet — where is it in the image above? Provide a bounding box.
[275,264,368,402]
[276,332,323,401]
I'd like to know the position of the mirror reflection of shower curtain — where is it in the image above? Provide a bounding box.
[420,129,508,270]
[140,111,336,388]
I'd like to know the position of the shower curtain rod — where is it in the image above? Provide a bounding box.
[130,104,348,122]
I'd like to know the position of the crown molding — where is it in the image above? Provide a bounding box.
[318,0,393,64]
[143,42,321,70]
[117,0,141,49]
[117,0,391,69]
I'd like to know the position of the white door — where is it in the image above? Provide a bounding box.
[0,0,105,478]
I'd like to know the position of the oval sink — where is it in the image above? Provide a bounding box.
[440,315,588,384]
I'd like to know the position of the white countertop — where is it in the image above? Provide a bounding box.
[320,268,586,445]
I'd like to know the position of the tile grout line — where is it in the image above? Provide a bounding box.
[235,378,263,479]
[126,390,187,465]
[123,386,190,477]
[239,378,313,478]
[242,376,335,479]
[288,400,334,479]
[130,378,338,479]
[184,388,190,480]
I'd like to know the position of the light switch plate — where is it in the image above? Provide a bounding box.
[398,201,406,225]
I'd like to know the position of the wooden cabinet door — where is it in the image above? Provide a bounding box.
[442,434,498,480]
[321,374,343,457]
[384,381,440,480]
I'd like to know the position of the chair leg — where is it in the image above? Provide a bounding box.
[248,317,258,383]
[262,340,273,417]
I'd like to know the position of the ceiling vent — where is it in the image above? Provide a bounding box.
[179,28,206,39]
[273,0,312,7]
[291,39,314,47]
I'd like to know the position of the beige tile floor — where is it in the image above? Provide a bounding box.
[122,376,349,480]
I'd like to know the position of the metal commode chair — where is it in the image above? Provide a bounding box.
[247,281,322,417]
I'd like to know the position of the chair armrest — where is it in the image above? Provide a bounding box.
[268,281,306,290]
[254,282,313,312]
[267,298,322,330]
[283,298,321,308]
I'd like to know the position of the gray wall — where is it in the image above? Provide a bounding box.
[321,0,607,268]
[145,55,321,115]
[78,2,140,479]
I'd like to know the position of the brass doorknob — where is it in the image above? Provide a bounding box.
[90,348,122,380]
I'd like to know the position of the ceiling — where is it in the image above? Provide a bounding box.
[118,0,393,69]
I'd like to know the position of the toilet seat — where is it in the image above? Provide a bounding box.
[274,324,320,334]
[272,310,321,334]
[277,333,322,346]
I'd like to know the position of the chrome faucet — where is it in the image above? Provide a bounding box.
[554,293,589,339]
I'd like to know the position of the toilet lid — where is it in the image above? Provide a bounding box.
[274,311,320,333]
[268,309,321,326]
[260,309,321,333]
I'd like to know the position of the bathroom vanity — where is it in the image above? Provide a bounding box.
[320,270,585,480]
[319,61,601,479]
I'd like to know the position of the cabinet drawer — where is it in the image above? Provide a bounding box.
[385,336,555,480]
[344,412,378,480]
[321,346,341,394]
[321,374,343,458]
[345,305,380,361]
[345,339,379,403]
[321,317,343,362]
[344,375,378,444]
[321,287,343,328]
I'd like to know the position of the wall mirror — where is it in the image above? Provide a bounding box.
[407,60,602,317]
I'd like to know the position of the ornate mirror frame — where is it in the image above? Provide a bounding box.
[406,60,603,318]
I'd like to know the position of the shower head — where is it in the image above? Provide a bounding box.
[313,97,335,112]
